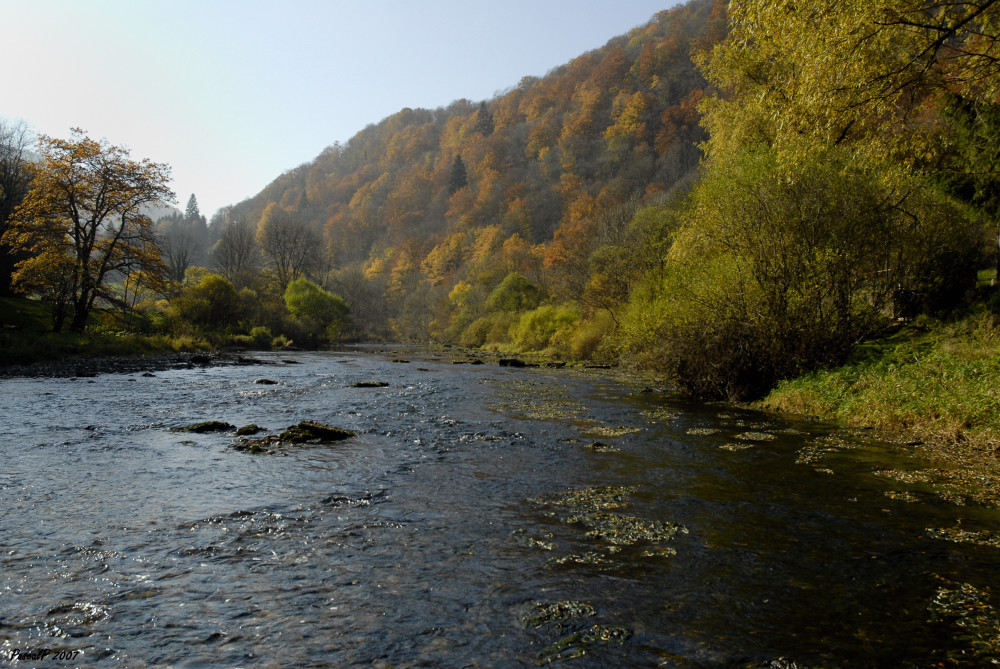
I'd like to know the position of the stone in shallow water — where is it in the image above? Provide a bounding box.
[172,421,235,433]
[521,601,596,628]
[279,421,355,443]
[536,625,633,664]
[233,421,356,454]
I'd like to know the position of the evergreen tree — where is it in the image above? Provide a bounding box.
[474,102,494,137]
[185,193,201,222]
[448,155,468,195]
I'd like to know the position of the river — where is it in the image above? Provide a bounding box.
[1,348,998,667]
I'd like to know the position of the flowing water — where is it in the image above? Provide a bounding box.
[1,348,999,667]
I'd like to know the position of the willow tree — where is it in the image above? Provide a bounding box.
[697,0,1000,165]
[694,0,993,284]
[3,129,174,331]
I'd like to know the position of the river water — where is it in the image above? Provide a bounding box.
[1,348,998,667]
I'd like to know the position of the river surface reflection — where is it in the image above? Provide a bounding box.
[1,348,997,667]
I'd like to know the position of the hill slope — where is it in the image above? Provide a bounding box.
[221,0,726,340]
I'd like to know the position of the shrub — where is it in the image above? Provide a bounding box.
[563,310,617,360]
[511,304,580,352]
[460,316,495,348]
[284,278,350,343]
[168,274,246,332]
[485,273,543,313]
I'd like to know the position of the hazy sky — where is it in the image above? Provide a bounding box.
[4,0,682,219]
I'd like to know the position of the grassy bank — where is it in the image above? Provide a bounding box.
[757,310,1000,466]
[0,296,213,366]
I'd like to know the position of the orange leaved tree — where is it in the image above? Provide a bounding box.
[3,129,174,331]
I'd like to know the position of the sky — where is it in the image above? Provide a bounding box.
[4,0,682,220]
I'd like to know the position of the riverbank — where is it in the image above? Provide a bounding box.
[0,350,268,379]
[756,310,1000,472]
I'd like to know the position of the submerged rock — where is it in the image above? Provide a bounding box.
[172,421,235,433]
[351,381,389,388]
[537,625,633,664]
[584,441,620,453]
[522,601,596,628]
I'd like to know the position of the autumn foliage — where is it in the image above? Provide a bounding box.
[218,0,723,343]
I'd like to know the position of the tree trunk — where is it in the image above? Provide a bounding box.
[70,288,92,332]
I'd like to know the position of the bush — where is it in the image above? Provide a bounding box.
[168,274,246,332]
[485,273,543,313]
[459,316,495,348]
[562,310,617,360]
[284,278,350,343]
[249,326,273,348]
[511,304,580,352]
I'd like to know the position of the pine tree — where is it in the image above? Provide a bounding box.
[185,193,201,222]
[448,155,468,195]
[474,102,494,137]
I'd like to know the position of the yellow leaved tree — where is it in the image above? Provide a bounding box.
[698,0,1000,165]
[3,129,174,331]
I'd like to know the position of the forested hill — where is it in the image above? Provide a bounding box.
[218,0,726,339]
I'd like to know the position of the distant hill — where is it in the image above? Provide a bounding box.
[220,0,726,339]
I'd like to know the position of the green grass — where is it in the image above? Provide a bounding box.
[0,296,53,331]
[0,296,215,365]
[758,311,1000,460]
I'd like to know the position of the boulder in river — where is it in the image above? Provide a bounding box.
[279,421,355,443]
[173,421,236,433]
[233,420,356,454]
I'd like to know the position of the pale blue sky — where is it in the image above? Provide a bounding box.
[4,1,682,219]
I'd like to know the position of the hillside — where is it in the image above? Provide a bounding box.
[218,0,726,340]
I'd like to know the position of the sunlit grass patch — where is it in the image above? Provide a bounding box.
[759,313,1000,462]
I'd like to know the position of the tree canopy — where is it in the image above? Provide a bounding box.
[4,129,174,331]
